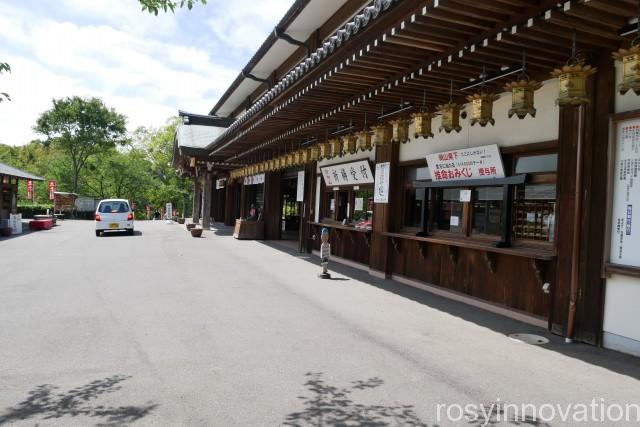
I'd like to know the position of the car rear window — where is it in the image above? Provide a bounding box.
[99,202,130,213]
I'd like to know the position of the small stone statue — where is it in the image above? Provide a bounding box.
[319,227,331,279]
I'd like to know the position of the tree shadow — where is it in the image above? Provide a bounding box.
[0,375,157,426]
[283,372,429,427]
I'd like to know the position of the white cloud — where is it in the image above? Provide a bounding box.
[206,0,294,54]
[0,0,291,146]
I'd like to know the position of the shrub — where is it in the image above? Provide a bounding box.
[17,203,54,218]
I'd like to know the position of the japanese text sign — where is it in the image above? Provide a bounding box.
[426,144,505,182]
[610,118,640,267]
[320,160,374,187]
[243,173,265,186]
[48,180,57,200]
[374,162,390,204]
[26,180,33,200]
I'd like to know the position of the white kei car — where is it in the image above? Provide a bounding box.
[95,199,134,236]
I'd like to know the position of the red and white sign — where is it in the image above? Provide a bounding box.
[48,180,57,200]
[426,144,505,182]
[26,180,34,200]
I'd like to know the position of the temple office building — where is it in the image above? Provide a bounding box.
[172,0,640,357]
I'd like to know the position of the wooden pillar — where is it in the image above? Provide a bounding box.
[551,51,614,345]
[202,173,213,229]
[369,142,400,276]
[192,178,201,224]
[224,182,236,226]
[300,162,316,253]
[263,171,282,240]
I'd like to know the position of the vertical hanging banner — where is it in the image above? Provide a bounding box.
[26,180,34,201]
[48,180,57,200]
[296,170,305,202]
[374,162,390,203]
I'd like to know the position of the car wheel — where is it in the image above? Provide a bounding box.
[95,230,101,237]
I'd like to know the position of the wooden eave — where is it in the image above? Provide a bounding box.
[212,0,637,164]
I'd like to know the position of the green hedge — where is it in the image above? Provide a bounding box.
[17,203,54,218]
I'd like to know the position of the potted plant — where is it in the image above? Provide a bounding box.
[177,217,185,224]
[190,227,203,237]
[186,223,196,231]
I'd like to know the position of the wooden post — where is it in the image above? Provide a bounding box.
[224,181,236,226]
[192,177,201,224]
[202,173,213,229]
[369,141,400,277]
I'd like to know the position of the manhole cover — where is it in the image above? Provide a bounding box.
[508,333,549,345]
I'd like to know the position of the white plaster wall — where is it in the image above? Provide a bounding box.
[603,61,640,355]
[399,79,559,162]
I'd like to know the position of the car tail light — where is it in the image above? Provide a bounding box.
[127,213,133,221]
[95,214,101,221]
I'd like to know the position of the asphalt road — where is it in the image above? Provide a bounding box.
[1,220,639,426]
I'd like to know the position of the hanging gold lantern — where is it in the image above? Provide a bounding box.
[550,57,597,106]
[389,118,411,143]
[613,38,640,95]
[284,153,293,167]
[342,134,357,154]
[467,91,499,127]
[189,157,196,168]
[318,142,332,159]
[329,138,342,157]
[438,102,462,133]
[293,150,302,165]
[356,130,373,151]
[411,111,436,139]
[371,124,392,146]
[309,146,320,161]
[504,78,542,119]
[299,149,309,164]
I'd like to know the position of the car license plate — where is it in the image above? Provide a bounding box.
[109,223,119,229]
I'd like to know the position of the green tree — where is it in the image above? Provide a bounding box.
[0,61,10,102]
[34,96,127,194]
[139,0,206,15]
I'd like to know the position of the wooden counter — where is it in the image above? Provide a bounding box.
[382,232,555,261]
[233,219,264,240]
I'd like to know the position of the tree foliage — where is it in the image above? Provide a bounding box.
[0,61,10,102]
[34,96,128,193]
[139,0,206,15]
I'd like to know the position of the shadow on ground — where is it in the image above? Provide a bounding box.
[99,230,143,237]
[283,372,429,427]
[257,239,640,382]
[0,375,157,426]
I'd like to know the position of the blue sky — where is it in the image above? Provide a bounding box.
[0,0,294,145]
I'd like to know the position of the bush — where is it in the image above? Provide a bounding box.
[17,203,54,218]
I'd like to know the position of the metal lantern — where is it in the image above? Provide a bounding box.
[329,138,342,158]
[342,134,357,154]
[318,142,331,159]
[389,118,410,143]
[411,111,435,139]
[309,145,320,161]
[262,161,269,172]
[356,130,373,151]
[189,157,196,168]
[299,149,309,164]
[467,91,499,127]
[550,59,597,106]
[438,102,462,133]
[371,124,392,146]
[613,39,640,95]
[504,78,542,119]
[286,153,295,167]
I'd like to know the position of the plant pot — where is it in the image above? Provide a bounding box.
[186,223,196,231]
[190,228,203,238]
[177,218,185,224]
[0,227,12,237]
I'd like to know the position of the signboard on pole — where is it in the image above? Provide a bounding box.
[374,162,390,204]
[320,160,374,187]
[165,202,173,223]
[26,180,33,201]
[296,171,305,202]
[426,144,505,182]
[48,180,57,200]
